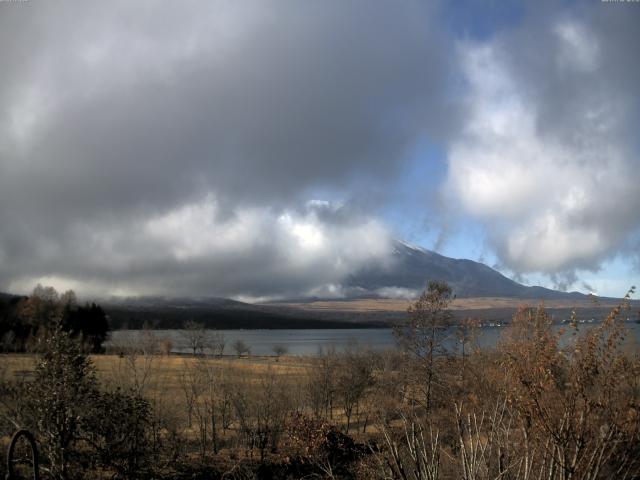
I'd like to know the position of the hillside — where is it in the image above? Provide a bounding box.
[100,296,386,330]
[345,241,587,299]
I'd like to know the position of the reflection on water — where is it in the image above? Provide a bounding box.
[108,322,640,357]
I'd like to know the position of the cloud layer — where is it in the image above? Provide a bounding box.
[4,198,393,300]
[1,1,638,298]
[446,4,640,286]
[0,0,453,298]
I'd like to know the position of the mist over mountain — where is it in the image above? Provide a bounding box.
[4,239,632,330]
[94,242,628,329]
[3,240,589,305]
[345,241,586,300]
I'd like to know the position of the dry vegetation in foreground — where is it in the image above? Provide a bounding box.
[1,283,640,479]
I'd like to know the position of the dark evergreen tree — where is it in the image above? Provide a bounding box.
[23,322,98,479]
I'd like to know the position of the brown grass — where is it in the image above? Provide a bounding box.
[1,353,312,396]
[269,296,624,313]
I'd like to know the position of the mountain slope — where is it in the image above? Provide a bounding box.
[100,296,384,329]
[346,241,585,299]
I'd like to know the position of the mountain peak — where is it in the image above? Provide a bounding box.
[347,239,585,300]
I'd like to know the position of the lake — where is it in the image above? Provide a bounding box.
[108,321,640,356]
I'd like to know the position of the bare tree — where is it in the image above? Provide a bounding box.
[233,339,251,358]
[307,346,337,420]
[496,289,640,480]
[380,413,442,480]
[394,281,453,411]
[272,344,288,361]
[207,330,226,357]
[159,336,173,356]
[181,320,206,356]
[194,358,239,455]
[140,327,160,355]
[455,317,481,386]
[178,360,202,429]
[232,372,291,460]
[107,332,157,397]
[335,347,375,433]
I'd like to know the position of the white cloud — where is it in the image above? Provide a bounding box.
[446,33,640,281]
[375,287,420,300]
[554,20,600,73]
[6,195,394,299]
[145,194,261,261]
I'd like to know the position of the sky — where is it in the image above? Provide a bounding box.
[0,0,638,300]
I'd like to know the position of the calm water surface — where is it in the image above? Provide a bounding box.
[108,322,640,356]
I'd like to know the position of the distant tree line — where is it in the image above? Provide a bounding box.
[105,304,383,330]
[0,285,109,353]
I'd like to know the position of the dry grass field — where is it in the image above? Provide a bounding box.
[1,353,312,393]
[0,353,324,461]
[270,296,625,313]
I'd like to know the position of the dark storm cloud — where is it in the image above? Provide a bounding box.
[4,0,636,299]
[1,0,455,209]
[0,0,456,297]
